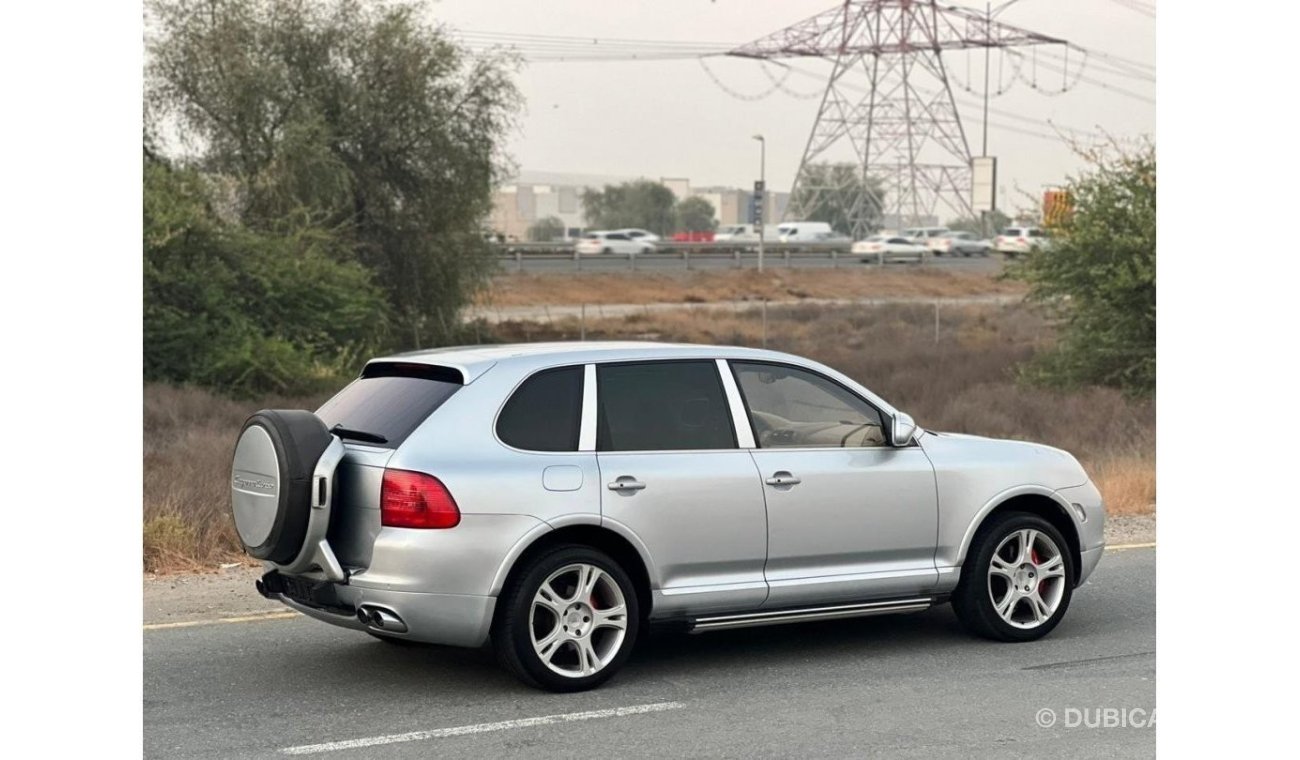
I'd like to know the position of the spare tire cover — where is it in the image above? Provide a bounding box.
[231,410,334,563]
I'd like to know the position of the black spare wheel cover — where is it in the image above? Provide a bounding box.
[230,410,334,563]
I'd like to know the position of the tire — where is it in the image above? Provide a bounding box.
[493,545,640,692]
[951,512,1075,642]
[230,410,334,563]
[602,247,611,255]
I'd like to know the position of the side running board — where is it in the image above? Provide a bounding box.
[689,598,933,633]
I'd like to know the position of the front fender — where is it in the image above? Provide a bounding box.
[950,485,1077,568]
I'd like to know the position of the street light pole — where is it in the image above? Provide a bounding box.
[753,134,766,272]
[981,0,1023,238]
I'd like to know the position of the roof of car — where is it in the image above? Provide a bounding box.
[369,341,814,383]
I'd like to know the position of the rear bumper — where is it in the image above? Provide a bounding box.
[262,573,496,647]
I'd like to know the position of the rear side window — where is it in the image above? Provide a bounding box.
[597,361,735,452]
[497,366,584,452]
[316,363,462,449]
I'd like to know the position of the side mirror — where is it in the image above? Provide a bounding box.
[891,412,917,447]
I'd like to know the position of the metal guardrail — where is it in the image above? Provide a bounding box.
[492,241,920,271]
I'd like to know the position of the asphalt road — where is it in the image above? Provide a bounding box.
[144,547,1155,759]
[499,252,1005,275]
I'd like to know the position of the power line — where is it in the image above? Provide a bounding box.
[1106,0,1156,19]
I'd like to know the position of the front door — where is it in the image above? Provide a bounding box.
[728,360,939,606]
[595,360,769,616]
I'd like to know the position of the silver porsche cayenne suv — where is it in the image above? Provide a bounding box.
[231,342,1105,692]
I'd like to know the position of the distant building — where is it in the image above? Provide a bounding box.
[488,170,790,240]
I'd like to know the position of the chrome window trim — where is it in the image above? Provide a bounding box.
[579,363,597,452]
[716,359,756,449]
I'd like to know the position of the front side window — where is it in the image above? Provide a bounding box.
[497,366,584,451]
[597,361,735,451]
[731,362,885,448]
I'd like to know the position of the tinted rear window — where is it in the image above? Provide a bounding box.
[597,361,735,452]
[316,364,461,448]
[497,366,584,452]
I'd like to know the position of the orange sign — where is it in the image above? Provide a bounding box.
[1043,189,1072,228]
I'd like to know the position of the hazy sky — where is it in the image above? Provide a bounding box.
[429,0,1155,208]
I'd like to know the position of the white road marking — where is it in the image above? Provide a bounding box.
[143,610,299,631]
[1106,542,1156,551]
[280,701,687,755]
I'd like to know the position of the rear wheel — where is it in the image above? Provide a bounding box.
[952,512,1075,642]
[493,545,640,692]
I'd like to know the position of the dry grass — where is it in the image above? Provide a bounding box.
[481,267,1025,308]
[144,300,1152,572]
[143,384,327,573]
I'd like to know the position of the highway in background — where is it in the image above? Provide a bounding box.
[497,249,1007,275]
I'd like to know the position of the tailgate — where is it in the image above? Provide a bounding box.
[326,445,393,570]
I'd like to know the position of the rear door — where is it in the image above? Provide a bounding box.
[727,360,939,606]
[595,360,769,616]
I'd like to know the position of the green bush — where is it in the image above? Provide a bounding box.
[1010,142,1156,394]
[144,157,389,395]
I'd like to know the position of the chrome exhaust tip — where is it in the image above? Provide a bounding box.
[358,605,408,634]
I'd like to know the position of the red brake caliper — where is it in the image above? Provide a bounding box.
[1031,547,1042,591]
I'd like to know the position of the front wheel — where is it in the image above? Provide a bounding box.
[951,512,1075,642]
[493,546,640,692]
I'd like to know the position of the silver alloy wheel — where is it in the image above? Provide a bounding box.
[987,528,1067,630]
[529,563,629,678]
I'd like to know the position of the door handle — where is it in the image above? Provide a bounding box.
[607,477,646,492]
[765,471,802,487]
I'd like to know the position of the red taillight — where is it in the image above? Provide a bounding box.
[381,469,460,529]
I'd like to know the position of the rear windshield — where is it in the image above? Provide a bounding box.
[316,363,462,449]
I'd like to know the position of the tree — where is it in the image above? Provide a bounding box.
[146,0,520,349]
[946,210,1011,236]
[791,163,886,235]
[144,152,389,394]
[527,216,566,242]
[1009,141,1155,394]
[675,196,717,233]
[581,180,678,235]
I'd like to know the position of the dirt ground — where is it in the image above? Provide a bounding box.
[480,268,1025,308]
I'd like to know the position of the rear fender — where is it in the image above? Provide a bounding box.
[486,513,663,596]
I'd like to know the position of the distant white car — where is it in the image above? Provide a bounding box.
[714,224,781,242]
[852,235,929,263]
[714,224,756,242]
[993,226,1051,257]
[575,231,655,256]
[611,228,661,243]
[903,227,951,246]
[777,221,835,242]
[931,231,992,257]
